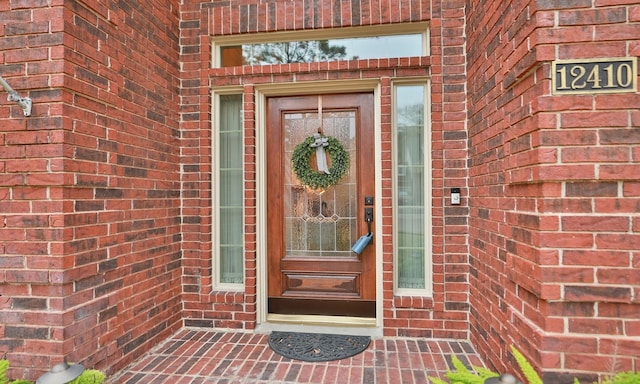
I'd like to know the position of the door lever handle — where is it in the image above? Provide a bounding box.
[353,208,374,254]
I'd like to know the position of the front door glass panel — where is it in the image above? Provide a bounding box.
[283,111,357,258]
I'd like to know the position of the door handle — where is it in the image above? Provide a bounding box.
[364,196,374,234]
[352,207,374,254]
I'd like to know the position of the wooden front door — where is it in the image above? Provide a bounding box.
[267,93,376,318]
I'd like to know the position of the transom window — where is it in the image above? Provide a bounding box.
[213,23,429,68]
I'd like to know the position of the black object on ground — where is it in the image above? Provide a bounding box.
[268,331,371,362]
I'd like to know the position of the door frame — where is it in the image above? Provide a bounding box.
[254,79,383,332]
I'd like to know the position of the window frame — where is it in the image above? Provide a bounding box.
[212,89,246,291]
[392,79,432,296]
[211,22,430,68]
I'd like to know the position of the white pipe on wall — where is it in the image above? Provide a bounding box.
[0,75,32,117]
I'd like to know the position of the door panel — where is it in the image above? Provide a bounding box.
[267,93,375,318]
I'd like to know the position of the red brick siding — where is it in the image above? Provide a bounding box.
[467,0,640,382]
[2,0,637,380]
[1,0,182,380]
[180,0,470,339]
[1,2,68,379]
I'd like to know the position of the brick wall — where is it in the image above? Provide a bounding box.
[3,0,637,380]
[0,0,182,380]
[467,0,640,382]
[180,0,471,338]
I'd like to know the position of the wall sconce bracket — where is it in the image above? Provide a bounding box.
[0,75,32,117]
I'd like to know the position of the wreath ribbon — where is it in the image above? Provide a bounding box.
[310,133,331,174]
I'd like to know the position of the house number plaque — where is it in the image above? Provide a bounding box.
[552,57,637,95]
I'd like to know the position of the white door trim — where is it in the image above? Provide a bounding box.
[254,79,383,334]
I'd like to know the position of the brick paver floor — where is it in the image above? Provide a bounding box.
[109,328,485,383]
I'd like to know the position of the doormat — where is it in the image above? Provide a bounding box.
[268,331,371,362]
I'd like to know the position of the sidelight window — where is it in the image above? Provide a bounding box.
[393,83,431,295]
[214,94,244,287]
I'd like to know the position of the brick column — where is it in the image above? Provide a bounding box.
[467,0,640,382]
[1,1,183,380]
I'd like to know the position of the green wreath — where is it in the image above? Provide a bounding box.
[291,134,349,190]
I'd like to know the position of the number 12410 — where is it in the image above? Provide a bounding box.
[552,58,637,95]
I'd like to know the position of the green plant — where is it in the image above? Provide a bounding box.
[0,360,105,384]
[509,345,542,384]
[0,360,8,384]
[600,371,640,384]
[429,347,640,384]
[428,355,499,384]
[68,369,106,384]
[428,346,540,384]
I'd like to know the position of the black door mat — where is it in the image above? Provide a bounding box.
[268,331,371,362]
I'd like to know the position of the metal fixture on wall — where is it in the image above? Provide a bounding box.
[0,75,32,117]
[485,373,522,384]
[36,361,84,384]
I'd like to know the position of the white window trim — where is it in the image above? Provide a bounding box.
[211,22,430,68]
[212,88,246,291]
[392,79,433,297]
